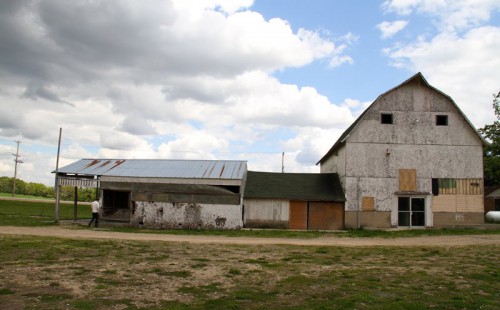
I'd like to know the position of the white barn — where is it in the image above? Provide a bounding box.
[318,73,486,228]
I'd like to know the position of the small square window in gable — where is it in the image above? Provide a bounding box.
[436,115,448,126]
[381,113,393,124]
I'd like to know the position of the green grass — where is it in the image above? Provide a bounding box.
[0,288,15,295]
[0,193,53,200]
[0,235,498,309]
[0,199,91,226]
[1,199,499,239]
[105,224,500,239]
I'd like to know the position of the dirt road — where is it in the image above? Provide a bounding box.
[0,225,499,246]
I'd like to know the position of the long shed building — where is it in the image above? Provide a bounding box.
[56,159,247,229]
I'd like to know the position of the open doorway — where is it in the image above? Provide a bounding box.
[102,190,130,221]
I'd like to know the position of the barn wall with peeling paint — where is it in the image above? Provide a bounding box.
[92,160,247,230]
[130,201,242,229]
[319,74,484,229]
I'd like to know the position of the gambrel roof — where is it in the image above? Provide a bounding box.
[317,72,487,165]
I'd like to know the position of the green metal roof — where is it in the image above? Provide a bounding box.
[244,171,345,202]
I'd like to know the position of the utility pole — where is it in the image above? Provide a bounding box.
[281,152,285,173]
[54,128,62,223]
[12,140,23,197]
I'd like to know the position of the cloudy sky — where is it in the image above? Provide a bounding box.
[0,0,499,186]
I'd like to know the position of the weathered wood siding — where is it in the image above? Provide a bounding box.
[289,201,308,230]
[432,195,483,213]
[243,199,289,228]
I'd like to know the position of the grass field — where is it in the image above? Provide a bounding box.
[0,235,498,309]
[0,193,53,200]
[0,200,499,309]
[0,199,91,226]
[1,199,499,238]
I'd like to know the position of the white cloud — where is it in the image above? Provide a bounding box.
[158,130,229,160]
[382,0,500,32]
[172,0,254,16]
[377,20,409,38]
[329,55,354,68]
[385,26,500,126]
[380,0,500,128]
[0,1,358,185]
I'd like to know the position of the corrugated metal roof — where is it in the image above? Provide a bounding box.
[57,159,247,180]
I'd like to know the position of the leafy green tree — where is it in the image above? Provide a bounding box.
[479,92,500,186]
[57,186,96,202]
[0,176,94,201]
[0,176,12,193]
[25,182,49,197]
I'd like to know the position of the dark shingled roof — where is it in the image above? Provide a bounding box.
[244,171,345,202]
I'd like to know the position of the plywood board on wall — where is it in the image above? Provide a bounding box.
[456,195,483,212]
[289,201,307,230]
[362,197,375,211]
[399,169,416,192]
[308,202,344,230]
[438,178,484,195]
[456,179,483,195]
[432,195,456,212]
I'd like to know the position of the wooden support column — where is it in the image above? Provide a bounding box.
[74,186,78,221]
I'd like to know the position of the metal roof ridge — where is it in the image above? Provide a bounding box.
[80,158,247,162]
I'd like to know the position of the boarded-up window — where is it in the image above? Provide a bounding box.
[399,169,417,192]
[438,178,456,194]
[362,196,375,211]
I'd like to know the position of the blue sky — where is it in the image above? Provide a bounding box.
[0,0,499,185]
[254,0,416,101]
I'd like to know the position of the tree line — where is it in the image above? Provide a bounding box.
[0,176,97,202]
[479,92,500,186]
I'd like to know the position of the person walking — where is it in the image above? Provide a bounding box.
[89,199,100,227]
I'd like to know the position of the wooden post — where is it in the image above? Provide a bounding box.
[54,128,62,223]
[73,186,78,221]
[281,152,284,173]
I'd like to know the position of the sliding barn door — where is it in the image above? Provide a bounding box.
[289,201,307,230]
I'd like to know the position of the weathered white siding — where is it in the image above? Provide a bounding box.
[130,201,242,229]
[320,76,484,228]
[320,144,347,190]
[244,199,289,228]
